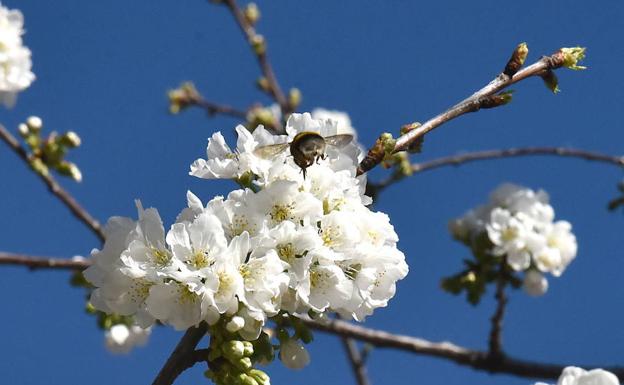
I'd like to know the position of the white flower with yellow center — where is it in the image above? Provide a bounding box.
[145,274,216,330]
[253,180,323,227]
[190,125,284,181]
[166,211,227,271]
[297,254,352,312]
[252,221,320,285]
[319,210,361,252]
[208,190,265,238]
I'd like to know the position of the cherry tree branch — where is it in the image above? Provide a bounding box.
[488,277,508,358]
[301,318,624,381]
[357,47,580,176]
[152,323,209,385]
[219,0,291,120]
[5,250,624,382]
[190,97,248,120]
[0,124,105,242]
[371,146,624,194]
[0,251,90,270]
[341,336,371,385]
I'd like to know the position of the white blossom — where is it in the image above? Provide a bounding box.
[451,183,577,296]
[535,366,620,385]
[105,324,151,354]
[523,270,549,296]
[0,3,35,107]
[89,112,407,358]
[279,339,310,370]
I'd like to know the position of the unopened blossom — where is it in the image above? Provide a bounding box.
[0,4,35,107]
[523,270,548,296]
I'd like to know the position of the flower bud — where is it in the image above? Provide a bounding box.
[235,357,253,371]
[244,3,260,25]
[29,157,49,176]
[59,131,82,148]
[541,70,560,94]
[242,341,254,357]
[379,132,396,154]
[168,82,199,114]
[256,77,270,92]
[237,373,259,385]
[26,116,42,132]
[57,161,83,182]
[226,316,246,332]
[222,340,246,360]
[504,42,528,77]
[523,270,548,296]
[18,123,29,137]
[560,47,586,70]
[250,34,266,55]
[288,88,302,109]
[248,369,270,385]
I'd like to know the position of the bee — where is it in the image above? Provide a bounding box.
[253,131,354,178]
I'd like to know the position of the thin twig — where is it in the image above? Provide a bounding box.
[0,252,90,270]
[341,336,372,385]
[220,0,291,124]
[0,124,105,242]
[301,318,624,381]
[192,97,248,119]
[371,146,624,194]
[357,48,576,175]
[488,277,508,358]
[152,323,209,385]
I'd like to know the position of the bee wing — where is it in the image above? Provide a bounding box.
[253,142,290,159]
[324,134,354,148]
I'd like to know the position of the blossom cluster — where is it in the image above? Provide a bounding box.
[85,113,407,348]
[0,3,35,107]
[535,366,620,385]
[450,183,577,296]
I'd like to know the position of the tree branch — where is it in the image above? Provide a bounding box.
[152,323,209,385]
[488,277,508,358]
[0,124,105,242]
[357,47,578,176]
[219,0,291,123]
[190,97,248,120]
[341,336,372,385]
[0,252,90,270]
[371,146,624,194]
[301,318,624,381]
[7,249,624,382]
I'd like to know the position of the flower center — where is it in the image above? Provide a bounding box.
[151,248,171,267]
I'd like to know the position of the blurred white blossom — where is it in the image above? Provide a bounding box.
[0,3,35,107]
[105,324,151,354]
[535,366,620,385]
[279,338,310,370]
[450,183,577,296]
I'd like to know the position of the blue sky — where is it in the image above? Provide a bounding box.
[1,1,623,385]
